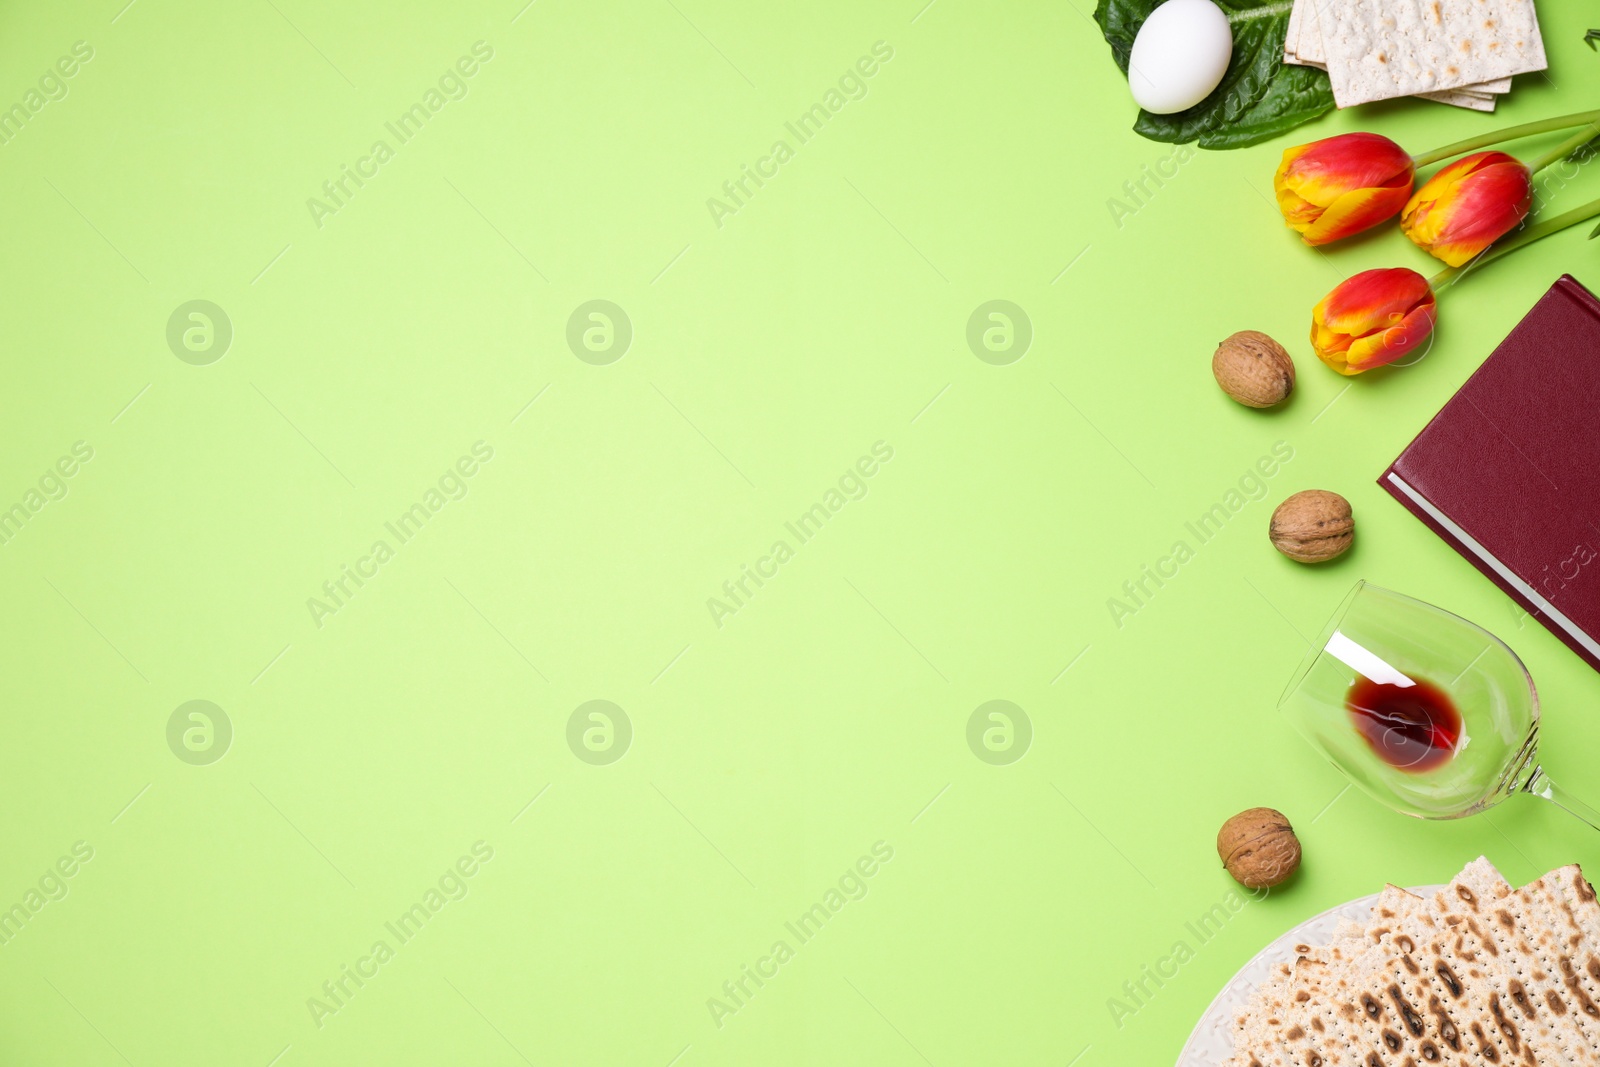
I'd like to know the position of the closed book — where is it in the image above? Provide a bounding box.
[1380,273,1600,672]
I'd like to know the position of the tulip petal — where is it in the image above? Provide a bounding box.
[1311,321,1350,355]
[1300,182,1415,245]
[1318,352,1363,376]
[1345,302,1437,371]
[1276,186,1323,231]
[1310,321,1358,375]
[1403,152,1495,219]
[1313,268,1433,336]
[1279,133,1414,207]
[1310,268,1437,375]
[1275,133,1413,244]
[1424,174,1530,266]
[1275,141,1312,174]
[1402,152,1531,267]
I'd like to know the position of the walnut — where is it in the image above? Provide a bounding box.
[1218,807,1301,889]
[1213,331,1295,408]
[1270,489,1354,562]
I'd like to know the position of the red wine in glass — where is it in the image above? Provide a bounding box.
[1346,676,1461,774]
[1282,580,1600,827]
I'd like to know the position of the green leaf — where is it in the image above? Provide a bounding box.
[1095,0,1335,149]
[1198,63,1338,149]
[1093,0,1148,74]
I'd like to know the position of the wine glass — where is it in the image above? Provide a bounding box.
[1279,580,1600,829]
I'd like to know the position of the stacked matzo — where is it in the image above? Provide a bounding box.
[1284,0,1546,112]
[1228,858,1600,1066]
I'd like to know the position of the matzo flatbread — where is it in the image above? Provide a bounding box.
[1420,88,1499,111]
[1322,0,1546,106]
[1303,898,1436,1065]
[1285,0,1307,64]
[1231,960,1298,1066]
[1296,0,1513,96]
[1296,0,1329,64]
[1427,865,1589,1065]
[1518,870,1600,1061]
[1340,880,1527,1066]
[1287,887,1486,1066]
[1226,860,1600,1066]
[1242,954,1356,1067]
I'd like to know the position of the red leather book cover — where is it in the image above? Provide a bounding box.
[1380,274,1600,673]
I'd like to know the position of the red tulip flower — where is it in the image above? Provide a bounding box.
[1400,151,1532,267]
[1275,133,1415,245]
[1311,268,1438,376]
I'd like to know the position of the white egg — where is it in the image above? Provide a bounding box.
[1127,0,1233,115]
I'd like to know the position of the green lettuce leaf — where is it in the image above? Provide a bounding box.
[1095,0,1335,149]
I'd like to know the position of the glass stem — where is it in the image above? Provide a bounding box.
[1525,765,1600,834]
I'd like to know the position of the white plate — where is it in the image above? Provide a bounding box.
[1175,884,1447,1065]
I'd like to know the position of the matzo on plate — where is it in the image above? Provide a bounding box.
[1226,858,1600,1066]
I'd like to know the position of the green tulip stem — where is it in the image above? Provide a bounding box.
[1527,123,1600,174]
[1429,197,1600,291]
[1412,109,1600,168]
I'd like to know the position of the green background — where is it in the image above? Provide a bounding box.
[4,0,1600,1063]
